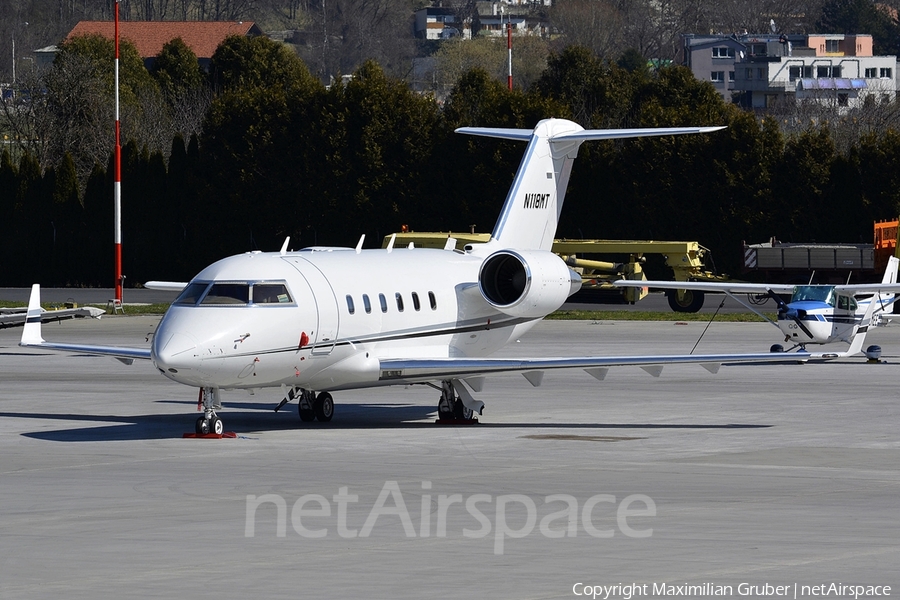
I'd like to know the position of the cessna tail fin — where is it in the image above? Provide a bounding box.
[456,119,726,251]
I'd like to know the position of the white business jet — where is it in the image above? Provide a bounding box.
[23,119,828,434]
[614,255,900,354]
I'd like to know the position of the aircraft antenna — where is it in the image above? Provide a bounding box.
[113,0,123,303]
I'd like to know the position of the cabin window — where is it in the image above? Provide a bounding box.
[412,292,421,311]
[346,295,355,314]
[379,293,388,313]
[429,291,437,310]
[174,282,209,305]
[395,293,404,312]
[363,294,372,314]
[252,283,292,304]
[201,283,249,305]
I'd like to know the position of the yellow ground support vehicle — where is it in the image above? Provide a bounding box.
[382,232,729,312]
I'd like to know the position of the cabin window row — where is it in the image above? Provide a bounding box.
[345,291,437,315]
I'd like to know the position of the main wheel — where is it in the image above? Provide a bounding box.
[666,288,705,313]
[314,392,334,422]
[195,416,210,435]
[453,399,473,420]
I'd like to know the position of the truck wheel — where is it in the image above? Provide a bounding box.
[666,289,704,313]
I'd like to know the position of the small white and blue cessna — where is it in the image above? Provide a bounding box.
[22,119,838,434]
[614,255,900,355]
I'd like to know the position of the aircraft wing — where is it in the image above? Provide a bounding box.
[833,283,900,294]
[378,350,815,386]
[144,281,188,292]
[612,280,796,294]
[19,285,151,363]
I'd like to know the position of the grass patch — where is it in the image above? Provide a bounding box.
[547,310,772,322]
[0,301,171,315]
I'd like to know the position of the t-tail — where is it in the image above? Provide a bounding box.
[456,118,726,251]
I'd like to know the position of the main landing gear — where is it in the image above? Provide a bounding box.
[436,380,476,422]
[195,387,224,435]
[278,387,334,423]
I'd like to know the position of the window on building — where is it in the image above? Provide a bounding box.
[838,93,849,106]
[865,67,877,78]
[712,47,734,58]
[817,65,841,77]
[752,44,766,56]
[765,94,778,108]
[746,68,753,79]
[757,68,765,79]
[728,71,735,82]
[710,71,724,82]
[881,67,892,78]
[790,66,800,81]
[803,66,813,78]
[825,39,840,53]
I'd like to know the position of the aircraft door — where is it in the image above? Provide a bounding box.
[283,257,339,355]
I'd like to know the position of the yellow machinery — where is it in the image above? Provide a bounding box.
[382,232,729,312]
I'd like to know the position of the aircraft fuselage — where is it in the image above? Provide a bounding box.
[151,247,547,392]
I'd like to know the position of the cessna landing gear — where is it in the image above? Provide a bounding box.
[195,387,224,435]
[437,380,474,422]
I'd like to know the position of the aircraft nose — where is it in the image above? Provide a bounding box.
[153,331,197,373]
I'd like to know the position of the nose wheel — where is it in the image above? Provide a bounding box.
[195,387,224,435]
[195,415,224,435]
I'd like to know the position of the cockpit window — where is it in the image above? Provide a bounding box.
[791,285,835,306]
[201,283,250,305]
[174,282,209,305]
[252,283,292,304]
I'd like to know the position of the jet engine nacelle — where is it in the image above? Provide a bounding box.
[478,249,582,318]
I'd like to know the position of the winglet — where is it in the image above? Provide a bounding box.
[21,284,45,346]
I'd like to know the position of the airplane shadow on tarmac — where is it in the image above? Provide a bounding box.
[0,400,772,442]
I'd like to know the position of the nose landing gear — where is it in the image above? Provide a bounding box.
[195,387,224,435]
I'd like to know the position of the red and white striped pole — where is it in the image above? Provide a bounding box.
[114,0,122,302]
[506,19,512,91]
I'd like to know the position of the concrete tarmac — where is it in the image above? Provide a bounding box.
[0,317,897,599]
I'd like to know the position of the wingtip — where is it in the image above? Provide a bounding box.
[20,284,45,346]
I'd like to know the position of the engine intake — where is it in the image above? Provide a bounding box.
[479,250,581,318]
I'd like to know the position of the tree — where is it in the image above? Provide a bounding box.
[816,0,900,55]
[209,34,318,93]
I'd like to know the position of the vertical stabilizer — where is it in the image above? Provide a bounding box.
[456,119,726,251]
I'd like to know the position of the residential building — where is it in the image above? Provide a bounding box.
[59,21,264,70]
[683,32,898,111]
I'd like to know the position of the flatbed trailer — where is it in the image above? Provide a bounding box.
[382,232,730,312]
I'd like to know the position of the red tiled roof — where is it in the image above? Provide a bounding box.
[67,21,263,59]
